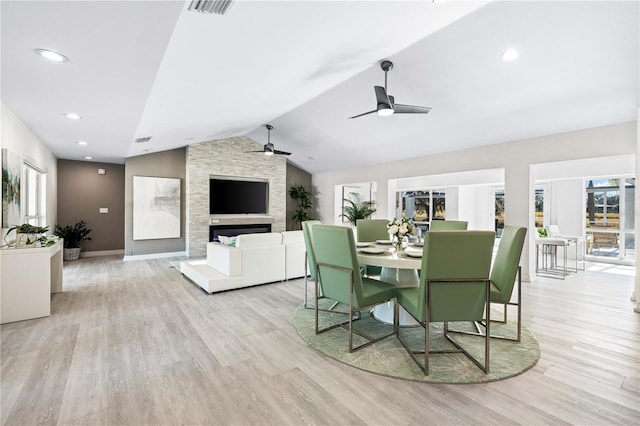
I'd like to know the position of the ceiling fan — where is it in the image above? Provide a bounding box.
[248,124,291,156]
[349,60,432,119]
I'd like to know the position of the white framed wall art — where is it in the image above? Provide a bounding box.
[133,176,181,240]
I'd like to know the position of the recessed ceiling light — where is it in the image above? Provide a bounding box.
[64,113,81,120]
[34,49,69,63]
[84,156,93,160]
[501,48,519,62]
[77,141,88,146]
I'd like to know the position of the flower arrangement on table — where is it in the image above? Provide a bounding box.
[387,214,414,252]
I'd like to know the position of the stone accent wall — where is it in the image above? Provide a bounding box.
[186,136,286,257]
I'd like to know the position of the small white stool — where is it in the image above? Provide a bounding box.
[536,237,578,279]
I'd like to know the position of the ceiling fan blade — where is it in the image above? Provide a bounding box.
[393,103,432,114]
[245,150,265,153]
[374,86,391,107]
[348,110,376,119]
[273,149,291,156]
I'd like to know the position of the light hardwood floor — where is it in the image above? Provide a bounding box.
[1,256,638,425]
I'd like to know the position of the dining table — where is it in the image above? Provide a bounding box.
[356,241,423,326]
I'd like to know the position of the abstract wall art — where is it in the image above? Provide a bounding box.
[2,149,22,228]
[133,176,181,240]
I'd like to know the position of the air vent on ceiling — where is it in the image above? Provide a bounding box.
[134,136,152,144]
[188,0,235,15]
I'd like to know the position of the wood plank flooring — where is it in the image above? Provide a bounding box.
[1,256,638,425]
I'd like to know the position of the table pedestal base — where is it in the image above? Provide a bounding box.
[372,267,420,327]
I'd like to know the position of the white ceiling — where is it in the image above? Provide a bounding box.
[2,1,638,174]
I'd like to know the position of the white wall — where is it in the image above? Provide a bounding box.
[313,121,637,281]
[1,103,57,233]
[548,179,585,238]
[458,185,495,231]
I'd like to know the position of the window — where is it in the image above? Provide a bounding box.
[534,187,545,228]
[399,190,446,234]
[23,162,46,227]
[585,177,634,261]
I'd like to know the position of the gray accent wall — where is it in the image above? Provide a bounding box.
[57,160,125,252]
[286,162,312,230]
[124,148,186,256]
[186,137,287,257]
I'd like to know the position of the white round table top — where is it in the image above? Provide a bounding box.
[356,244,423,269]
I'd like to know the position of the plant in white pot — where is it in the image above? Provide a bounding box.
[3,224,51,248]
[54,220,92,261]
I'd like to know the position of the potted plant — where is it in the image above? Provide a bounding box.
[54,220,92,261]
[289,185,312,230]
[340,193,376,226]
[3,224,50,248]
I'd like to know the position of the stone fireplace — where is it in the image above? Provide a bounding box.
[186,136,286,257]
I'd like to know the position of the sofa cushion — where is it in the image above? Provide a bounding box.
[236,232,282,248]
[218,235,238,246]
[282,230,304,244]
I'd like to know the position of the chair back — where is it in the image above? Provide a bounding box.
[356,219,389,242]
[301,220,321,280]
[545,224,560,237]
[313,225,365,307]
[417,230,495,322]
[429,220,468,231]
[490,225,527,303]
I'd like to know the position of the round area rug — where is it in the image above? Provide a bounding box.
[294,300,540,384]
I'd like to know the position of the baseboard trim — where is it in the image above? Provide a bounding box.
[123,251,188,262]
[81,249,125,258]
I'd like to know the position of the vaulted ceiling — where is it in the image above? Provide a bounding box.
[2,1,638,174]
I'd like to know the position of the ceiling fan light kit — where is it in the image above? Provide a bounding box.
[246,124,291,156]
[377,104,394,116]
[349,60,431,119]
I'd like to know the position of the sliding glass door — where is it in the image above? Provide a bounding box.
[585,178,634,262]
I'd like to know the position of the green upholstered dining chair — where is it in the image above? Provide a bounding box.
[356,219,389,276]
[453,225,527,342]
[429,220,468,231]
[488,225,527,341]
[396,230,495,375]
[301,220,321,309]
[313,224,398,352]
[356,219,390,242]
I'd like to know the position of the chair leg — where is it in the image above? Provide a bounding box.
[314,267,319,335]
[485,280,490,373]
[449,267,522,342]
[306,253,345,314]
[315,267,392,351]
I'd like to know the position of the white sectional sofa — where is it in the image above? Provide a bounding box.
[180,231,306,294]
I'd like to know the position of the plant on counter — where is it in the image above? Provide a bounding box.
[3,224,54,248]
[289,185,313,230]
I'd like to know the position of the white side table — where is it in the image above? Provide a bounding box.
[1,240,63,324]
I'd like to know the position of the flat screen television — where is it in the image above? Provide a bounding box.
[209,177,269,214]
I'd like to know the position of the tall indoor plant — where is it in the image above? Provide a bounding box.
[340,193,376,226]
[54,220,92,261]
[289,185,312,230]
